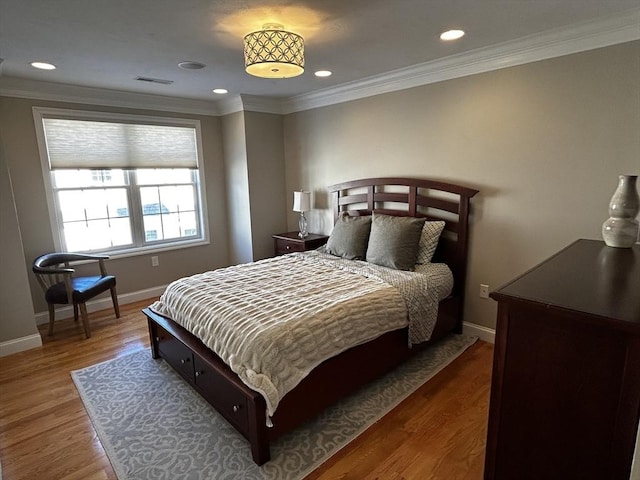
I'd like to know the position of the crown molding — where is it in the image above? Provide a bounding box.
[240,95,284,115]
[216,95,245,116]
[282,8,640,114]
[217,94,284,116]
[0,77,221,116]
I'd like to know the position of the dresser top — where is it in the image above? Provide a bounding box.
[491,239,640,325]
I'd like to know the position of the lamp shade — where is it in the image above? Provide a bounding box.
[293,191,311,212]
[244,24,304,79]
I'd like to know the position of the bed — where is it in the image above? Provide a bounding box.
[143,177,479,465]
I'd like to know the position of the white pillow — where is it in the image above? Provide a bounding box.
[416,221,445,264]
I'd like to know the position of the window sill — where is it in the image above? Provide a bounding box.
[94,238,211,261]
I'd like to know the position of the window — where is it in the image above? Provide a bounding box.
[34,108,209,255]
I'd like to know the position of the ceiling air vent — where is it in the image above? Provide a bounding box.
[135,76,174,85]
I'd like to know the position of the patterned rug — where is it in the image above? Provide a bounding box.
[71,334,477,480]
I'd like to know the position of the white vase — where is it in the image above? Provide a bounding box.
[602,175,640,248]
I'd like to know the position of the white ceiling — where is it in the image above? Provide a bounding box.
[1,0,639,106]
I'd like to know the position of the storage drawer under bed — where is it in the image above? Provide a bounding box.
[152,322,251,435]
[193,356,249,433]
[155,325,194,380]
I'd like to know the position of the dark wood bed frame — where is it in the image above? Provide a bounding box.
[143,177,479,465]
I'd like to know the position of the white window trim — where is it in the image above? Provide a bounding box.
[32,106,210,257]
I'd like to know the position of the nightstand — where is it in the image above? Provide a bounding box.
[272,232,329,256]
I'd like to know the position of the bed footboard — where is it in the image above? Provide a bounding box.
[145,308,271,464]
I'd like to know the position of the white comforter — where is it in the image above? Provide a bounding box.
[149,251,452,419]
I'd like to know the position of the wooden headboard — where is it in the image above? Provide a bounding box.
[327,177,479,306]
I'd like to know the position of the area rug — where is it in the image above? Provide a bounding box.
[71,334,477,480]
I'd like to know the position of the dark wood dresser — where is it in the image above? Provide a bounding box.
[485,239,640,480]
[272,232,329,256]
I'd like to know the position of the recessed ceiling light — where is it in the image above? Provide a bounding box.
[440,29,465,41]
[178,61,206,70]
[31,61,56,70]
[212,88,228,94]
[314,70,332,77]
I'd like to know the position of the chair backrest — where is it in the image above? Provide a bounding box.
[32,253,110,294]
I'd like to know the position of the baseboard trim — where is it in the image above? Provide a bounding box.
[463,322,496,344]
[34,285,167,325]
[0,333,43,357]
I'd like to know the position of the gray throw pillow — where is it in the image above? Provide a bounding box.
[366,213,426,270]
[325,215,372,260]
[416,221,446,264]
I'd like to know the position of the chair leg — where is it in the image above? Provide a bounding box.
[73,304,79,322]
[110,286,120,318]
[47,303,55,336]
[79,303,91,339]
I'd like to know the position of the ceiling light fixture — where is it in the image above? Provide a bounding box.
[31,61,56,70]
[244,23,304,78]
[440,29,465,41]
[212,88,228,94]
[314,70,332,77]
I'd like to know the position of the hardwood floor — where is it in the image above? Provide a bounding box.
[306,339,493,480]
[0,300,493,480]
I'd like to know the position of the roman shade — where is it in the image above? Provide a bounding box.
[42,118,198,169]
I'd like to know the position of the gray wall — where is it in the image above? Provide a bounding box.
[221,110,287,264]
[282,41,640,331]
[0,137,39,342]
[245,111,287,260]
[221,111,254,265]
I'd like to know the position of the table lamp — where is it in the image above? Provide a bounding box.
[292,191,311,238]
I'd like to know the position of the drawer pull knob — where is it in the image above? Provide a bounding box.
[195,370,203,377]
[286,245,291,250]
[155,337,160,342]
[233,405,240,413]
[180,358,190,364]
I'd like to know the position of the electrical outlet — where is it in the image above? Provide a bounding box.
[151,256,159,267]
[479,284,490,299]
